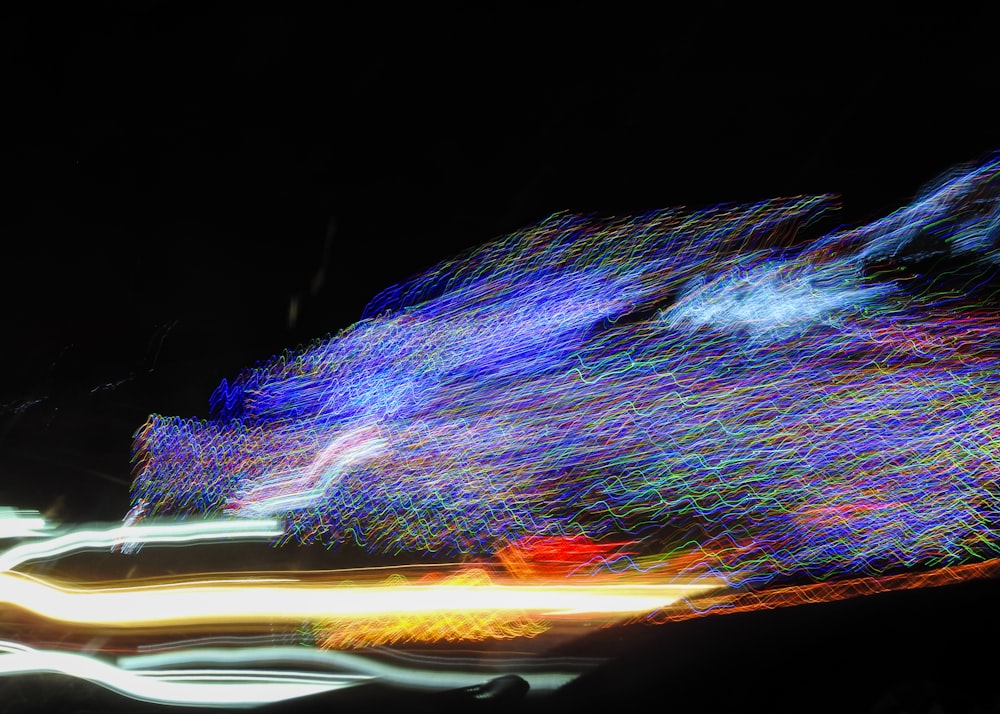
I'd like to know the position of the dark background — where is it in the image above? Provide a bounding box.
[3,5,1000,712]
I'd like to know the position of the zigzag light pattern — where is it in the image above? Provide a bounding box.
[128,153,1000,590]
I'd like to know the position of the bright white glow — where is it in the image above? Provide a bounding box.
[666,259,890,338]
[0,508,51,539]
[0,641,359,708]
[0,518,284,571]
[0,570,721,626]
[118,645,585,693]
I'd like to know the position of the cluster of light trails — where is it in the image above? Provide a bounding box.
[0,569,720,628]
[0,514,697,706]
[130,153,1000,588]
[5,153,1000,709]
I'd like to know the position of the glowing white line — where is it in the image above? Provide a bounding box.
[0,518,284,571]
[0,642,358,708]
[0,571,721,626]
[118,645,584,693]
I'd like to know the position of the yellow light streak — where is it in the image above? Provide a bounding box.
[0,570,723,628]
[317,609,551,648]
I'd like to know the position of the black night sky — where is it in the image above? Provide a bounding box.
[3,4,1000,713]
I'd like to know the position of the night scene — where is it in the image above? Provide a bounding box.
[2,5,1000,714]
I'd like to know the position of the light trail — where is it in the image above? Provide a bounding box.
[123,151,1000,598]
[0,508,51,539]
[0,569,723,627]
[0,517,284,571]
[0,641,362,708]
[118,645,587,694]
[5,152,1000,710]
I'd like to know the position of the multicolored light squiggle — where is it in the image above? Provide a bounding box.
[128,153,1000,592]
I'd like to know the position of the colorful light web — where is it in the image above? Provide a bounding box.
[128,153,1000,588]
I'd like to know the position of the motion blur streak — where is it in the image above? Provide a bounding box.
[7,152,1000,710]
[118,646,584,693]
[127,151,1000,599]
[0,508,51,539]
[0,517,284,571]
[0,569,723,627]
[315,608,550,648]
[652,557,1000,623]
[0,641,358,708]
